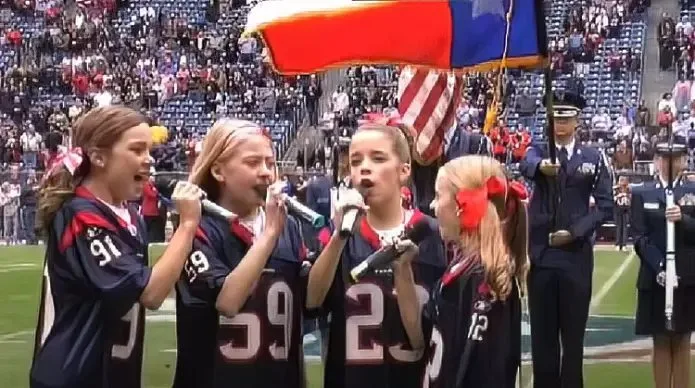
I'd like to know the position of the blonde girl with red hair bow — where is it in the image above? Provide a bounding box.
[391,154,529,388]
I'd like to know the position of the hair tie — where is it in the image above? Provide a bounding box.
[455,176,527,230]
[44,147,84,181]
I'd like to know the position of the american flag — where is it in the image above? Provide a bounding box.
[397,66,463,165]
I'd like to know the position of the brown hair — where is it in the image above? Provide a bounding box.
[37,106,148,233]
[353,123,412,164]
[440,155,529,301]
[189,118,269,201]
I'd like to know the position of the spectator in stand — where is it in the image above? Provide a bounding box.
[511,127,531,163]
[514,87,537,129]
[591,107,612,134]
[658,13,676,70]
[19,123,41,168]
[142,177,164,242]
[19,168,37,244]
[0,175,20,244]
[613,139,634,170]
[614,175,631,252]
[657,105,675,130]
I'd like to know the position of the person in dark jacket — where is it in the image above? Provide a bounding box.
[631,139,695,388]
[520,91,613,388]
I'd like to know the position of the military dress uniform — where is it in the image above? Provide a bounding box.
[632,143,695,335]
[519,93,613,388]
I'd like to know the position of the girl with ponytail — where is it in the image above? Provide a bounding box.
[392,155,529,388]
[31,106,204,388]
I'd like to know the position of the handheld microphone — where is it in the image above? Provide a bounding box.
[339,186,366,238]
[259,184,325,228]
[155,178,237,221]
[350,220,431,282]
[282,194,326,228]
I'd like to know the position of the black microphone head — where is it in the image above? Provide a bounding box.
[154,177,178,198]
[404,219,432,244]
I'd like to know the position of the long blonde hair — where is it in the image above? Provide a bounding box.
[189,118,270,201]
[440,155,529,301]
[37,106,148,233]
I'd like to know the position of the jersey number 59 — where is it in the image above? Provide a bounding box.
[218,280,293,361]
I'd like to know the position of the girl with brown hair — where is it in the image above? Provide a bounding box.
[173,119,307,388]
[30,106,204,388]
[393,155,529,388]
[306,122,446,388]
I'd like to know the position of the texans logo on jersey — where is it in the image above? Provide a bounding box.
[86,227,103,240]
[473,300,492,313]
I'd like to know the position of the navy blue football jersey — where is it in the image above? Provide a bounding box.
[322,210,446,388]
[31,186,150,388]
[422,255,521,388]
[173,213,307,388]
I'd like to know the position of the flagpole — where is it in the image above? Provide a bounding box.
[543,65,556,164]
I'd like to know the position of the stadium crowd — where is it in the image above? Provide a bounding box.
[0,0,318,242]
[0,0,678,249]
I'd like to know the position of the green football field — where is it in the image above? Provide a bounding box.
[1,245,694,387]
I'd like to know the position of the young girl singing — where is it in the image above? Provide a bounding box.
[306,122,447,388]
[173,119,307,388]
[31,106,203,388]
[393,155,529,388]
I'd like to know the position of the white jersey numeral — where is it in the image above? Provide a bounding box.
[345,283,429,363]
[90,235,122,266]
[423,327,444,388]
[112,304,140,360]
[218,280,294,361]
[184,250,211,282]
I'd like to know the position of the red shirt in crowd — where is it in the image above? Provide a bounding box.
[6,30,22,46]
[511,130,531,161]
[142,181,160,217]
[73,74,90,96]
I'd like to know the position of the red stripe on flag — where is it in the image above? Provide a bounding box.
[398,67,463,165]
[398,69,428,113]
[421,76,464,161]
[412,73,448,131]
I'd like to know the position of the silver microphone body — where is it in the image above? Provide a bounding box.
[338,186,365,237]
[156,178,237,221]
[340,208,359,237]
[282,194,326,228]
[202,199,238,221]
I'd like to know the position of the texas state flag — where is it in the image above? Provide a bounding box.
[244,0,547,75]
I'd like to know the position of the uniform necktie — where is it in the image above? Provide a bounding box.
[558,146,569,165]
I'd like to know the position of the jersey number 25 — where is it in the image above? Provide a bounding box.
[345,283,429,363]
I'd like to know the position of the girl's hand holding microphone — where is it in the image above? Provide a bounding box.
[392,239,419,272]
[333,187,368,232]
[172,181,204,228]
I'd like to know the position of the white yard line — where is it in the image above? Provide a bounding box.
[0,330,33,343]
[524,252,636,388]
[590,252,636,310]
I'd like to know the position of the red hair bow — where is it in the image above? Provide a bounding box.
[358,112,403,127]
[455,176,526,230]
[43,147,84,183]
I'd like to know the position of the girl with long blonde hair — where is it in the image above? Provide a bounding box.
[30,106,204,388]
[173,118,307,388]
[393,155,529,388]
